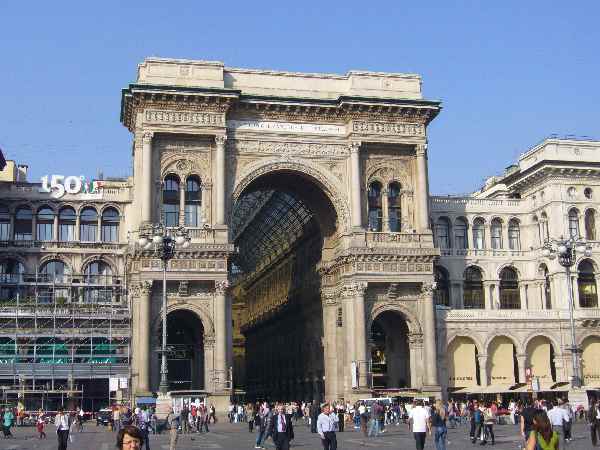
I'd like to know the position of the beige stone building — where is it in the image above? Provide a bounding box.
[1,57,599,411]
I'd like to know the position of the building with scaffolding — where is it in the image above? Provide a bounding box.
[0,163,132,411]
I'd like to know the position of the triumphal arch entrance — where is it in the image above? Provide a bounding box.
[121,58,441,409]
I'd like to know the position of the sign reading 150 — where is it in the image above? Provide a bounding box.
[39,175,101,198]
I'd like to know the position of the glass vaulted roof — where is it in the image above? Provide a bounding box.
[231,189,317,274]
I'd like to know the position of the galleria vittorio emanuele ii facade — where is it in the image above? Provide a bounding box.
[0,57,598,412]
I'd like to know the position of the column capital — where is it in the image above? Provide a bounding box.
[349,141,362,154]
[415,143,427,157]
[131,280,153,297]
[321,288,339,306]
[421,281,436,296]
[214,279,229,295]
[215,135,227,146]
[142,131,154,143]
[340,281,368,298]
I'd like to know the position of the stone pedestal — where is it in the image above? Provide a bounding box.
[155,392,172,420]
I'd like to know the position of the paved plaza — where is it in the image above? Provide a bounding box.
[0,421,595,450]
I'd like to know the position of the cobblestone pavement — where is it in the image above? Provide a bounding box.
[0,421,595,449]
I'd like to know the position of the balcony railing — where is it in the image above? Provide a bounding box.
[0,240,124,250]
[365,232,434,246]
[441,309,600,321]
[430,196,526,212]
[439,248,529,257]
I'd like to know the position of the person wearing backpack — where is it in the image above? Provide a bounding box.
[526,410,559,450]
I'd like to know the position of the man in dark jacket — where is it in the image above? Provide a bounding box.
[310,402,319,433]
[589,400,599,446]
[269,404,294,450]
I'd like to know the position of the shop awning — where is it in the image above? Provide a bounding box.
[136,396,156,405]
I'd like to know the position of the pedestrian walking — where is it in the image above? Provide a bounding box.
[209,404,216,424]
[2,407,13,438]
[482,402,496,445]
[181,403,189,434]
[589,399,599,447]
[547,401,569,444]
[166,408,179,450]
[136,406,151,450]
[431,399,447,450]
[525,410,559,450]
[269,403,294,450]
[55,407,71,450]
[116,425,144,450]
[37,409,47,439]
[310,402,319,433]
[317,403,338,450]
[408,399,430,450]
[336,403,345,432]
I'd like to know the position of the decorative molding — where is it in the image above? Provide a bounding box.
[230,140,349,158]
[144,109,225,127]
[215,135,227,146]
[352,120,425,137]
[227,119,345,135]
[131,280,153,297]
[349,141,362,154]
[215,280,229,294]
[142,131,154,143]
[421,281,436,296]
[340,281,368,298]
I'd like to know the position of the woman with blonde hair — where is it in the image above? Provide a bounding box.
[430,399,447,450]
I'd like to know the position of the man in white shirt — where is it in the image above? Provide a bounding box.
[408,400,430,450]
[317,403,339,450]
[54,407,71,450]
[547,402,570,443]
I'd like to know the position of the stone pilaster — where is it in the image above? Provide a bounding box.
[141,131,154,223]
[214,279,229,391]
[133,280,153,394]
[477,353,489,387]
[415,144,430,232]
[349,141,362,229]
[215,135,227,226]
[321,289,339,399]
[421,282,440,389]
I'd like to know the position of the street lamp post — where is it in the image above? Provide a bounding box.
[137,224,190,394]
[542,236,592,388]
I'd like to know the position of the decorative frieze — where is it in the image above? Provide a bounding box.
[132,258,227,271]
[230,140,349,158]
[144,109,225,127]
[352,121,425,137]
[227,119,345,136]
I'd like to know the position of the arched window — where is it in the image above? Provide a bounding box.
[585,209,596,241]
[79,207,98,242]
[0,205,9,240]
[101,208,120,242]
[540,212,549,243]
[454,218,468,249]
[36,206,54,241]
[472,218,485,250]
[163,175,180,227]
[58,207,76,241]
[184,175,202,227]
[387,182,401,232]
[0,259,25,283]
[84,261,114,303]
[585,187,593,199]
[541,265,552,309]
[434,267,450,306]
[578,260,598,308]
[569,208,580,238]
[499,267,521,309]
[491,218,503,249]
[14,207,33,241]
[434,217,451,249]
[464,266,484,309]
[508,219,521,250]
[367,181,383,232]
[40,260,71,283]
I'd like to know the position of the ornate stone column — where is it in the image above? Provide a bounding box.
[214,280,229,391]
[415,144,430,232]
[409,332,424,388]
[179,183,186,226]
[382,187,389,232]
[477,353,489,387]
[350,282,369,388]
[349,141,362,229]
[215,135,227,226]
[141,131,154,224]
[322,289,340,399]
[135,280,153,393]
[516,353,527,384]
[421,282,439,387]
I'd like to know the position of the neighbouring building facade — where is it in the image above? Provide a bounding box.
[0,58,598,411]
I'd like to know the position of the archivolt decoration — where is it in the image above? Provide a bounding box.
[152,302,215,338]
[160,153,211,184]
[365,160,412,191]
[446,332,485,355]
[368,301,422,335]
[231,158,351,231]
[80,254,118,274]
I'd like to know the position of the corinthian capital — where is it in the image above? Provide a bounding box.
[420,281,436,296]
[340,281,368,298]
[349,141,362,154]
[415,143,427,157]
[131,280,153,297]
[215,135,227,146]
[215,279,229,294]
[142,131,154,143]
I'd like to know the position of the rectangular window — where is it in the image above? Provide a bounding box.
[36,223,53,241]
[59,224,75,241]
[163,204,180,227]
[101,224,118,242]
[0,223,9,240]
[80,224,98,242]
[185,204,200,227]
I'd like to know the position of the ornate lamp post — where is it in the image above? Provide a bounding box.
[542,237,592,388]
[137,224,190,393]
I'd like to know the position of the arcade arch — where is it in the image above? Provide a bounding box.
[447,336,480,388]
[370,310,411,389]
[582,335,600,386]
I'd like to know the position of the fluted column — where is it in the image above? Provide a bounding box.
[179,184,186,226]
[477,354,489,387]
[215,135,227,226]
[141,131,154,223]
[136,280,153,393]
[415,144,430,231]
[214,280,229,391]
[321,290,339,398]
[349,141,362,229]
[422,282,439,386]
[349,282,369,388]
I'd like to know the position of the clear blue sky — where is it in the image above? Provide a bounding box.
[1,1,598,194]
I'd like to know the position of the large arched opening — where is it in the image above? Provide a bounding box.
[159,310,205,391]
[230,168,342,401]
[369,311,411,389]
